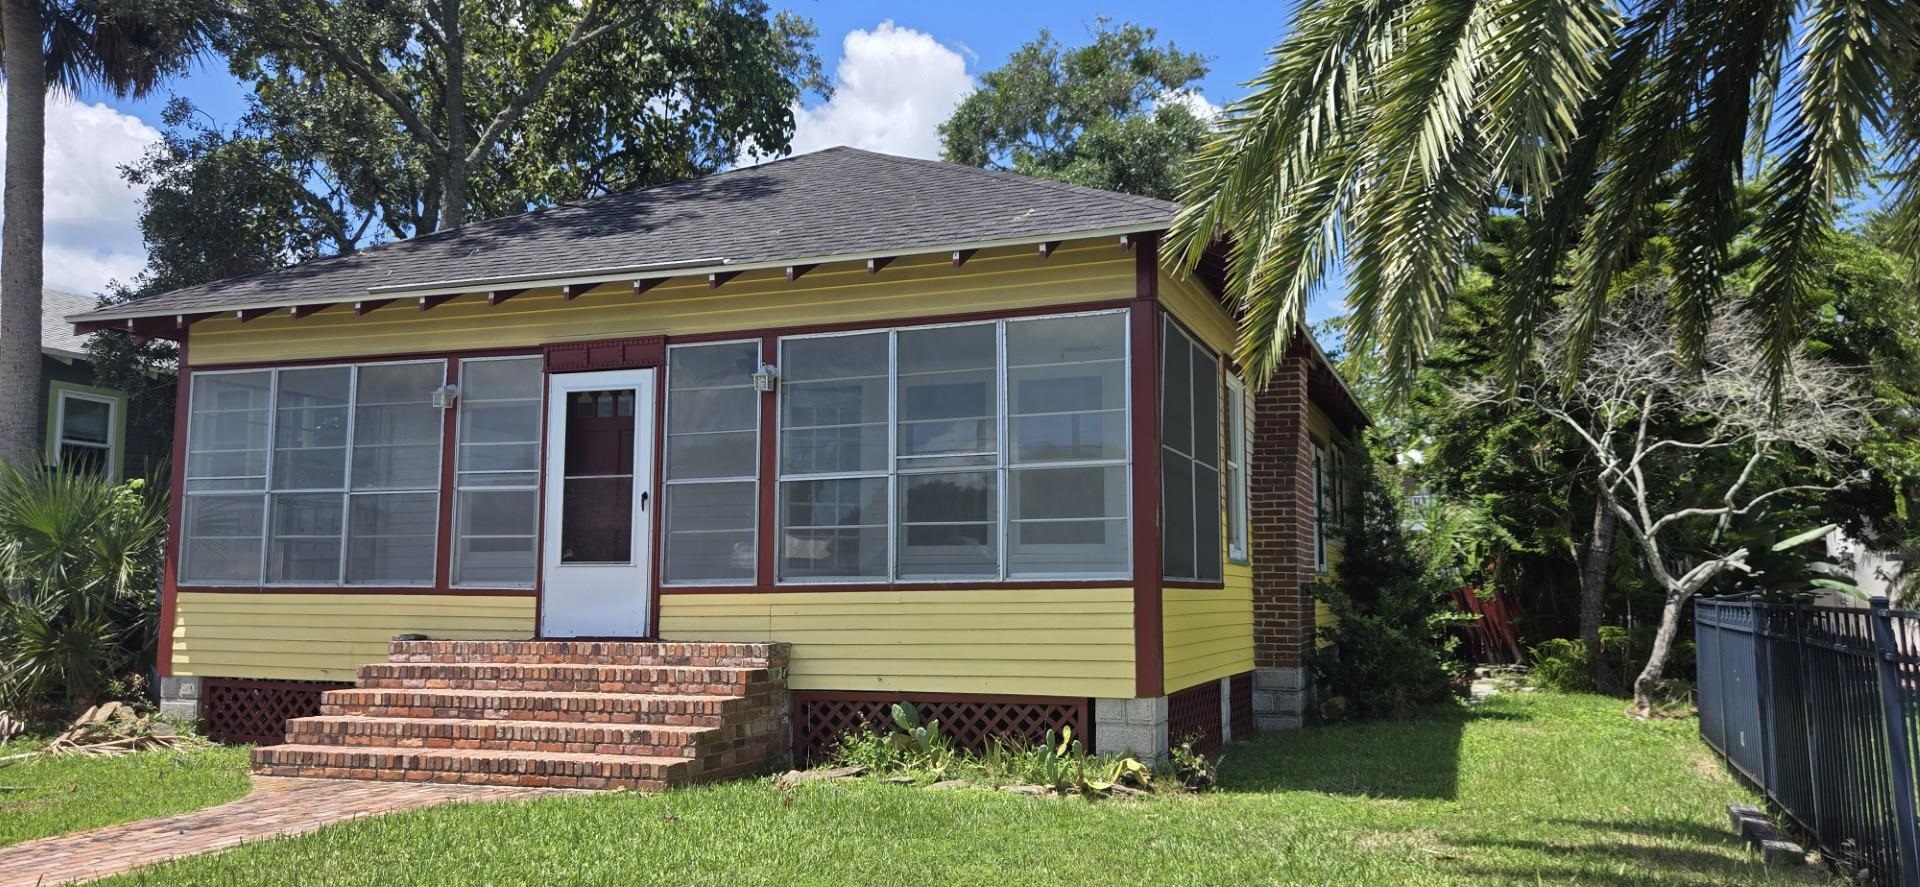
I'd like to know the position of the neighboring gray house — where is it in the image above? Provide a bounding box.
[39,289,165,480]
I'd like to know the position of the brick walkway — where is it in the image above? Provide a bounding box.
[0,777,568,886]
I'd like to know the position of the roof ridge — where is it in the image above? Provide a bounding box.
[829,147,1181,214]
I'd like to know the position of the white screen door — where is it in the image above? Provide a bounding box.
[541,368,654,637]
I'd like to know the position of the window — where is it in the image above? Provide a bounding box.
[48,386,120,478]
[453,357,541,587]
[1225,376,1249,563]
[663,341,761,584]
[1313,442,1330,572]
[181,361,446,586]
[776,311,1129,582]
[1161,317,1222,582]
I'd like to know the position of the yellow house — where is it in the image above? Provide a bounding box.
[74,149,1363,782]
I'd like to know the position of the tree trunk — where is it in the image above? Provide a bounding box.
[0,0,47,470]
[1579,495,1618,692]
[436,0,466,231]
[1630,590,1689,717]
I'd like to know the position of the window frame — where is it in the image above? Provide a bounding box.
[45,382,124,480]
[181,358,448,588]
[1160,315,1224,583]
[1225,375,1249,564]
[450,354,544,590]
[661,338,763,587]
[1312,441,1330,573]
[773,308,1132,585]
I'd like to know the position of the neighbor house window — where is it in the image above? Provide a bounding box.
[47,385,121,478]
[453,356,541,587]
[663,341,762,584]
[1161,317,1222,582]
[776,311,1129,582]
[1225,376,1249,564]
[181,361,446,585]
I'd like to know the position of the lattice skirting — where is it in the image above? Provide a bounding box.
[792,691,1089,765]
[1229,672,1254,739]
[201,678,351,746]
[1168,679,1223,756]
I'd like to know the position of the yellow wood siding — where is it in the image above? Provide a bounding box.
[1163,569,1254,693]
[188,242,1133,365]
[1157,271,1237,356]
[172,592,535,682]
[658,588,1135,698]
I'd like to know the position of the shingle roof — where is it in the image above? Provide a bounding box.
[73,147,1177,322]
[42,289,99,357]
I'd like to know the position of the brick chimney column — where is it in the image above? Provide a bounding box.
[1249,340,1316,730]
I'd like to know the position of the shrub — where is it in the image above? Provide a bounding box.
[1310,441,1469,719]
[823,703,1167,796]
[1527,627,1698,695]
[0,464,166,714]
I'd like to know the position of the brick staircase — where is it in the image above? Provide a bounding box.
[252,640,790,790]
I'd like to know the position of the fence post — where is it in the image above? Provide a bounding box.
[1751,594,1773,798]
[1869,595,1920,887]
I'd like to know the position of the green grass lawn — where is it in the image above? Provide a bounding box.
[0,738,253,848]
[99,691,1822,885]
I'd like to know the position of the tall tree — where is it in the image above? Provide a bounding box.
[0,0,209,468]
[220,0,825,233]
[1169,0,1920,394]
[940,20,1210,201]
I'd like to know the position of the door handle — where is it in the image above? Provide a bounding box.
[640,491,649,512]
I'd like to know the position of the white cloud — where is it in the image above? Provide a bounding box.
[0,94,159,295]
[781,21,975,160]
[1160,89,1222,122]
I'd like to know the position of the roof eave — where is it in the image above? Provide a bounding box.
[70,222,1170,324]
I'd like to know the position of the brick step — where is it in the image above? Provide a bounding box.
[319,688,761,726]
[283,715,713,757]
[355,662,773,695]
[252,743,692,790]
[388,640,786,669]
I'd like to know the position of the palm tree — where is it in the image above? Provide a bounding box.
[0,0,213,468]
[1169,0,1920,395]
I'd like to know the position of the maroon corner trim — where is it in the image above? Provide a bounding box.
[544,336,665,374]
[754,334,779,590]
[158,336,192,678]
[1131,234,1165,699]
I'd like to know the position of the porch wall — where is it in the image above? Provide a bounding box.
[658,588,1135,699]
[169,592,535,682]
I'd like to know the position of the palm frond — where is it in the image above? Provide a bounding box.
[1750,0,1913,393]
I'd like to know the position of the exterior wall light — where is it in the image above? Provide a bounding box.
[752,364,779,392]
[431,384,460,409]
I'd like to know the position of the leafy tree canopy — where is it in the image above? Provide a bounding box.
[939,19,1210,201]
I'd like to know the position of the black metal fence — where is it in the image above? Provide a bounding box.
[1697,595,1920,885]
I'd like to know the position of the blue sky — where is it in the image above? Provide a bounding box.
[37,2,1340,319]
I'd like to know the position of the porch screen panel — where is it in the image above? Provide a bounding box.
[180,361,446,586]
[1162,318,1222,582]
[1006,313,1129,576]
[664,342,761,584]
[454,357,541,587]
[775,310,1130,584]
[896,323,998,579]
[780,332,890,580]
[347,362,443,584]
[182,371,273,583]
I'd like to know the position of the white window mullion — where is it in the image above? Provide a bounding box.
[996,318,1010,581]
[886,328,899,582]
[336,365,359,585]
[257,369,280,585]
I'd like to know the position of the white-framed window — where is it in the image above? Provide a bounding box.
[775,310,1131,583]
[1161,317,1222,582]
[47,385,121,478]
[452,356,541,588]
[1225,376,1249,564]
[180,360,446,586]
[1312,441,1330,572]
[662,340,762,585]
